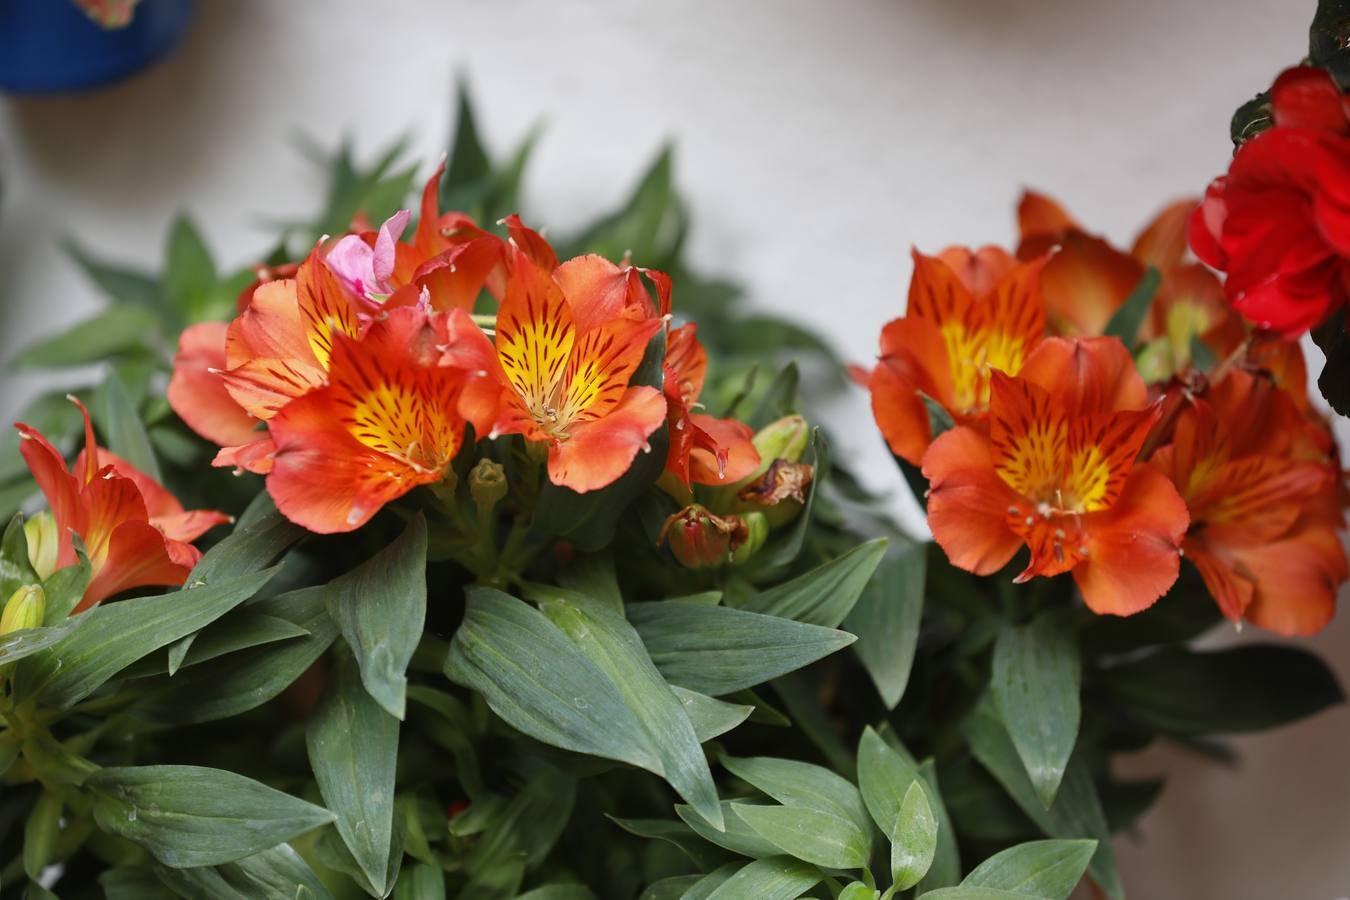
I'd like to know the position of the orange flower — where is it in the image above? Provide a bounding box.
[14,398,230,612]
[1151,370,1346,635]
[452,235,667,493]
[166,321,259,449]
[266,306,467,533]
[921,337,1189,615]
[866,247,1047,464]
[663,323,759,487]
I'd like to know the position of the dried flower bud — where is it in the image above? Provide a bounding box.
[737,459,815,526]
[658,504,746,569]
[468,459,508,512]
[751,415,809,464]
[0,584,45,636]
[24,512,59,581]
[729,511,769,565]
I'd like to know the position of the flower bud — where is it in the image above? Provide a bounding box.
[468,459,508,512]
[24,512,59,581]
[751,415,809,464]
[736,459,815,527]
[729,511,769,565]
[0,585,45,636]
[659,505,745,569]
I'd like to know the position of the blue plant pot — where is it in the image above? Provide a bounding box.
[0,0,195,93]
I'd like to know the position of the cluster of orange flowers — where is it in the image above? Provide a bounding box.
[861,193,1348,635]
[163,164,762,535]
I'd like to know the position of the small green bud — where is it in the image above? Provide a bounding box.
[751,415,809,464]
[0,584,45,636]
[729,512,769,565]
[24,512,59,581]
[468,459,508,512]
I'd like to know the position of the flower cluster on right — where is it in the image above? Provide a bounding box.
[862,191,1347,635]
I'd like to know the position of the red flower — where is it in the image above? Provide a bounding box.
[15,398,230,612]
[1189,66,1350,336]
[921,337,1189,616]
[663,323,759,488]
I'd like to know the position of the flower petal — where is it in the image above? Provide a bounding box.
[922,426,1025,575]
[548,386,667,493]
[167,322,259,447]
[1018,336,1147,414]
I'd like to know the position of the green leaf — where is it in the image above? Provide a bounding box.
[674,863,740,899]
[441,80,493,209]
[131,585,341,724]
[639,876,702,900]
[991,613,1081,808]
[307,649,401,894]
[100,372,162,483]
[963,839,1096,900]
[856,726,918,839]
[88,765,334,868]
[156,845,337,900]
[570,146,683,266]
[41,545,91,623]
[1103,644,1344,734]
[1,513,39,600]
[187,498,303,586]
[534,585,723,828]
[21,568,278,707]
[0,615,84,666]
[917,758,961,892]
[675,802,784,859]
[313,812,407,897]
[738,538,887,627]
[123,611,310,677]
[628,600,855,695]
[704,855,821,900]
[327,515,427,719]
[846,543,926,708]
[962,703,1122,900]
[919,889,1028,900]
[770,670,856,775]
[445,587,652,768]
[11,305,161,368]
[839,883,880,900]
[721,755,871,837]
[674,686,754,742]
[393,862,445,900]
[23,789,62,878]
[919,391,956,437]
[1103,266,1161,346]
[607,816,737,872]
[891,780,937,890]
[164,216,218,321]
[514,886,599,900]
[64,239,163,309]
[732,803,868,869]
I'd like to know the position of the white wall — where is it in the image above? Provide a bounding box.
[1,1,1345,897]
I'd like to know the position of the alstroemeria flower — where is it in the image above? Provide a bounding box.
[166,321,259,449]
[266,305,467,533]
[326,209,411,306]
[15,399,230,611]
[922,337,1189,616]
[866,247,1047,464]
[1151,370,1347,635]
[452,236,667,493]
[663,323,759,487]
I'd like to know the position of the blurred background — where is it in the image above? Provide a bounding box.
[0,1,1344,896]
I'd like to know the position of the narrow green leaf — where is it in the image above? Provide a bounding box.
[674,686,754,742]
[721,755,871,838]
[607,816,736,872]
[536,586,723,828]
[164,216,218,321]
[123,611,309,678]
[991,613,1081,808]
[100,372,162,483]
[1103,644,1344,735]
[393,862,446,900]
[963,703,1122,899]
[22,568,278,708]
[23,789,63,878]
[856,726,918,838]
[963,839,1097,900]
[770,670,856,775]
[732,802,868,869]
[514,886,598,900]
[838,882,880,900]
[42,543,92,623]
[64,239,163,309]
[187,499,302,586]
[308,649,400,893]
[1103,266,1161,345]
[101,867,180,900]
[917,758,962,892]
[11,305,160,369]
[445,587,653,768]
[738,538,887,627]
[919,889,1028,900]
[847,543,926,709]
[0,615,84,666]
[675,802,783,859]
[327,515,427,719]
[676,862,740,900]
[705,855,821,900]
[919,391,956,437]
[88,765,334,868]
[1,513,38,600]
[628,600,855,695]
[638,876,701,900]
[891,780,937,890]
[442,81,493,203]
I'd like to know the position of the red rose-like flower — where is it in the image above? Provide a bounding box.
[1189,66,1350,336]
